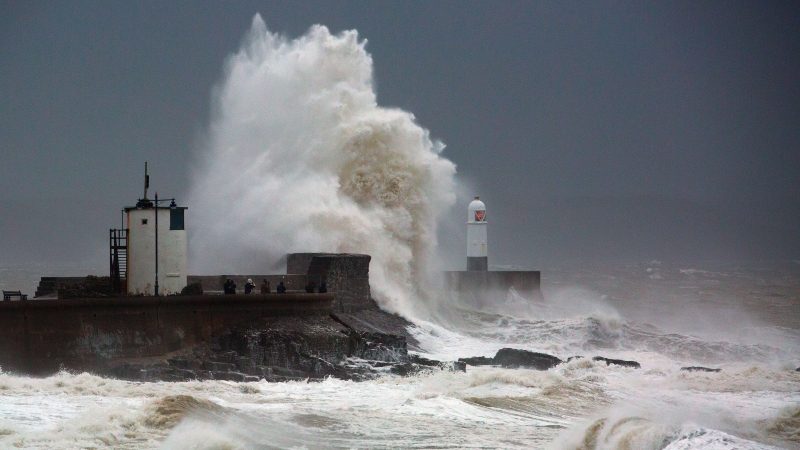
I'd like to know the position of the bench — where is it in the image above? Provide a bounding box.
[2,290,28,301]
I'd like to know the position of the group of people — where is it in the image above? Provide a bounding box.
[222,278,287,294]
[304,280,327,293]
[222,278,237,294]
[260,279,287,294]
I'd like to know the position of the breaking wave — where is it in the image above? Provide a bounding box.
[142,395,226,430]
[764,405,800,444]
[187,15,457,318]
[557,416,789,450]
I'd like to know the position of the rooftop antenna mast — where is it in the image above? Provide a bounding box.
[143,161,150,200]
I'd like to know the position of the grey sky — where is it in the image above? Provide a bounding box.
[1,1,798,268]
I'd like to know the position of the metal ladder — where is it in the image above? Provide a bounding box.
[109,228,128,294]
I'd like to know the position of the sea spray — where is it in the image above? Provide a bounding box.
[187,15,456,318]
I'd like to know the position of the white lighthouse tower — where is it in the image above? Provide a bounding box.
[112,164,188,296]
[467,196,488,271]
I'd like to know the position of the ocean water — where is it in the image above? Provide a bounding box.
[0,261,798,449]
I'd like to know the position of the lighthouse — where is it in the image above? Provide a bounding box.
[467,196,488,271]
[124,198,188,295]
[446,195,541,299]
[110,164,188,296]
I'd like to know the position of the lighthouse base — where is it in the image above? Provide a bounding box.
[444,270,542,304]
[466,257,488,271]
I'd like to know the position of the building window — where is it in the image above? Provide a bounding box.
[170,208,184,230]
[141,218,148,225]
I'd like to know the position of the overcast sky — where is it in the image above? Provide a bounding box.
[1,1,798,269]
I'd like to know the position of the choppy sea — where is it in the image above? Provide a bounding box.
[0,261,798,449]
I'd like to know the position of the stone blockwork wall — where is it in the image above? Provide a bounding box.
[289,253,373,312]
[286,253,318,275]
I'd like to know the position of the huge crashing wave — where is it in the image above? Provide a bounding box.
[187,15,457,318]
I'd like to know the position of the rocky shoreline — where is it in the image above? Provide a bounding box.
[107,309,465,382]
[101,306,736,382]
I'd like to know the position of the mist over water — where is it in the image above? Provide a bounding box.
[187,15,456,318]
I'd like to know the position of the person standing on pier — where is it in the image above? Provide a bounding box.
[223,279,236,294]
[260,279,270,294]
[244,278,255,294]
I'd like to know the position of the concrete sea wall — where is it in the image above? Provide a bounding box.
[3,253,526,379]
[0,293,332,375]
[4,253,379,377]
[444,270,542,297]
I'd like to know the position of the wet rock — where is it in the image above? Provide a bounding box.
[332,309,420,351]
[566,356,584,362]
[408,354,466,373]
[256,365,273,378]
[196,370,214,380]
[216,351,240,364]
[172,369,199,380]
[493,348,562,370]
[212,371,247,382]
[458,356,494,366]
[103,312,457,382]
[235,356,256,373]
[390,362,414,376]
[108,362,151,380]
[457,350,563,370]
[270,366,312,380]
[167,358,202,371]
[592,356,641,369]
[681,366,721,373]
[795,367,799,372]
[204,361,236,372]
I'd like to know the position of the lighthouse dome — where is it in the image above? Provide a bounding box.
[468,196,486,223]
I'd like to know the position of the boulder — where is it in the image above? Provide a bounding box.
[493,348,562,370]
[592,356,641,369]
[681,366,721,373]
[458,356,494,366]
[409,354,466,373]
